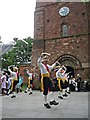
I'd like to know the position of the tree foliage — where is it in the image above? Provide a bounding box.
[81,0,90,2]
[1,37,33,68]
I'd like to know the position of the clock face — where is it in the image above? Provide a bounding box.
[59,7,70,16]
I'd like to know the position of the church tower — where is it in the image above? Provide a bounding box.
[32,1,90,79]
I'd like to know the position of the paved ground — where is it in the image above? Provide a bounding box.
[0,91,89,119]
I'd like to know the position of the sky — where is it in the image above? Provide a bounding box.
[0,0,36,43]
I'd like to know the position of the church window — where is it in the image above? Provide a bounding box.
[61,23,68,37]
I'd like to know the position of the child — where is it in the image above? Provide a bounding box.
[0,72,7,95]
[16,73,23,93]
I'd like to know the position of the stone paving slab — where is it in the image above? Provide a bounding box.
[0,91,89,119]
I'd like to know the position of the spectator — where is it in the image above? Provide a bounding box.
[0,72,7,95]
[76,74,81,92]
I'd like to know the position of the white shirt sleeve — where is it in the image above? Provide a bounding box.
[26,70,29,75]
[37,57,43,68]
[48,62,56,71]
[8,68,16,76]
[56,70,60,78]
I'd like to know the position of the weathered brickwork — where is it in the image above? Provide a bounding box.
[32,2,90,79]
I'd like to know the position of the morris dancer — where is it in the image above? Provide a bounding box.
[8,65,18,98]
[56,66,68,99]
[37,53,59,109]
[25,68,34,95]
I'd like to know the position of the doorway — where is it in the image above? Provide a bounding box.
[65,66,75,78]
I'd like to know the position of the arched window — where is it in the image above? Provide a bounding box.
[61,23,68,37]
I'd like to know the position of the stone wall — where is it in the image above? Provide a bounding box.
[32,2,90,80]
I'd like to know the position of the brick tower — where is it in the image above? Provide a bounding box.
[32,1,90,79]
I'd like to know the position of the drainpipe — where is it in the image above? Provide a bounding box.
[43,8,45,52]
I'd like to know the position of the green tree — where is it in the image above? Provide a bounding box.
[1,37,33,69]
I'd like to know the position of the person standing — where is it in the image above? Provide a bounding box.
[0,72,7,95]
[25,68,34,95]
[76,74,81,92]
[37,53,59,109]
[8,65,18,98]
[16,73,24,93]
[56,66,68,99]
[64,72,71,94]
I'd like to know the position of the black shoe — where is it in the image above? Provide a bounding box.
[24,91,27,93]
[58,96,63,99]
[9,91,12,94]
[20,89,22,92]
[50,100,59,105]
[6,93,9,96]
[44,103,51,109]
[63,93,68,97]
[11,95,16,98]
[67,91,71,94]
[16,88,19,93]
[29,92,32,95]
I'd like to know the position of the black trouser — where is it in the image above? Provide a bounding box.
[65,80,69,88]
[2,88,6,94]
[60,80,66,89]
[43,77,59,95]
[77,82,81,92]
[11,80,19,92]
[43,77,51,95]
[50,79,59,91]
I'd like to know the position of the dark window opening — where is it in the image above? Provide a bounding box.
[61,23,68,37]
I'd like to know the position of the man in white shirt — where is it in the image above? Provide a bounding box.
[8,65,18,98]
[56,66,68,99]
[25,68,34,95]
[37,53,59,109]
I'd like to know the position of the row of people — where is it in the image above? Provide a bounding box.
[37,53,82,109]
[0,52,81,109]
[37,53,72,109]
[0,65,81,97]
[0,66,34,97]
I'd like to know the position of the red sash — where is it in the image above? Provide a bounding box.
[44,64,50,73]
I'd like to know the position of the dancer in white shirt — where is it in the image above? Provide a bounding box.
[8,66,18,98]
[37,53,59,109]
[25,68,34,95]
[56,66,68,99]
